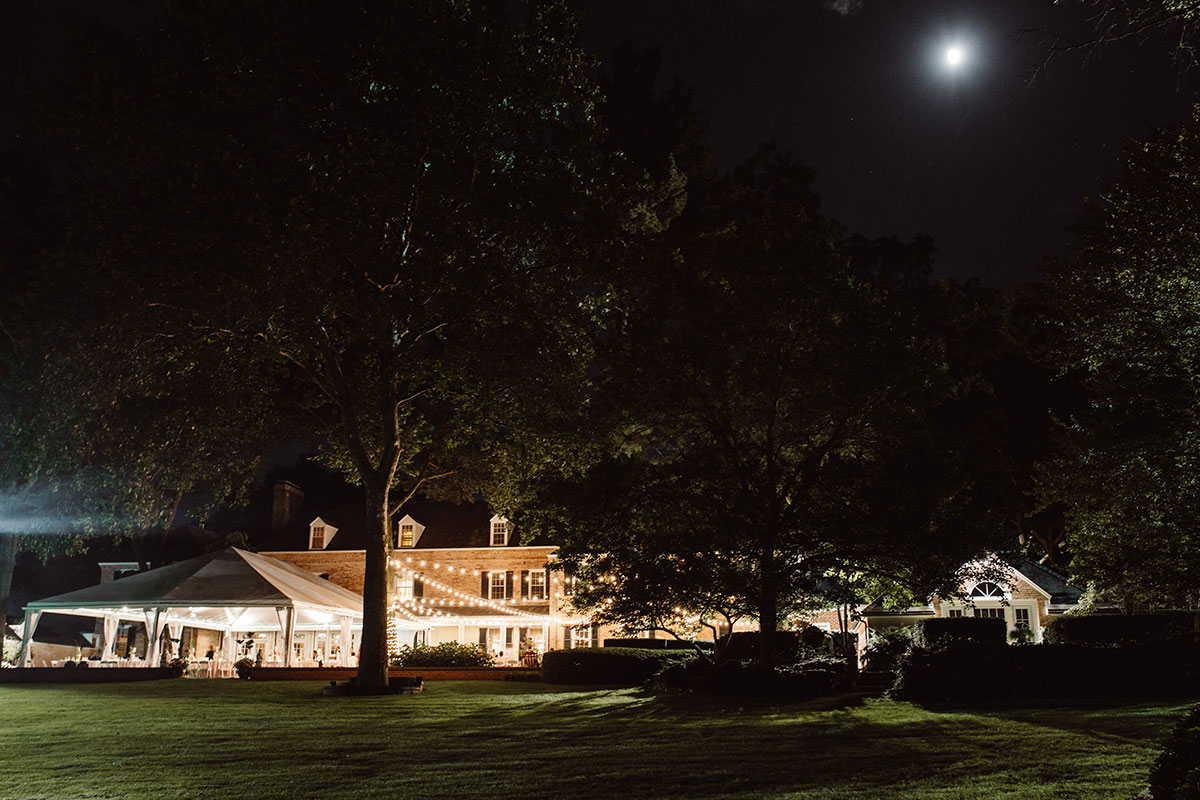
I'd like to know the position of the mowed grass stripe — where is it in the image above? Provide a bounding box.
[0,681,1188,800]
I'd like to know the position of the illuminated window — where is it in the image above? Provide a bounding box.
[490,572,507,600]
[396,574,413,601]
[529,571,546,600]
[491,518,509,547]
[572,624,593,649]
[310,526,325,549]
[399,524,414,548]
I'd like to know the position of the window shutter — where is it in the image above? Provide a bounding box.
[505,628,513,647]
[478,628,487,647]
[562,625,573,650]
[520,570,529,599]
[505,571,514,599]
[591,624,599,649]
[481,572,489,598]
[413,578,423,598]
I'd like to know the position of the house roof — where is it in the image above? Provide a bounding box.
[1013,558,1084,606]
[25,547,366,624]
[860,557,1084,618]
[258,497,553,552]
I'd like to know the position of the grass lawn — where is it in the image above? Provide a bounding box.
[0,680,1190,800]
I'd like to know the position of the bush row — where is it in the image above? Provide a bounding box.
[891,640,1200,702]
[1147,703,1200,799]
[1044,612,1198,646]
[541,647,690,685]
[389,642,495,668]
[602,638,712,651]
[652,656,853,698]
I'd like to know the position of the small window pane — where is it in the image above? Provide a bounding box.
[399,524,414,548]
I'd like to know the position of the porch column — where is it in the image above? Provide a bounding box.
[457,622,465,644]
[144,608,165,667]
[339,616,352,667]
[541,623,549,657]
[166,622,183,658]
[282,606,296,667]
[101,614,119,660]
[18,609,41,667]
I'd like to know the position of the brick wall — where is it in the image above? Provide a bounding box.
[264,550,367,594]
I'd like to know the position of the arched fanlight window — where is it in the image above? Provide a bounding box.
[970,581,1005,598]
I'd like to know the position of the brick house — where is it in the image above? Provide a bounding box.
[259,482,603,664]
[860,557,1084,644]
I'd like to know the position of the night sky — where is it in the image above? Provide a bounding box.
[4,1,1196,289]
[585,0,1198,288]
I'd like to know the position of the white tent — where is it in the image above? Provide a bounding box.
[18,547,416,669]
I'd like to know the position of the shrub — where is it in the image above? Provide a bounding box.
[719,631,800,663]
[602,638,712,651]
[390,642,495,668]
[891,640,1198,703]
[502,669,543,682]
[1043,612,1198,646]
[912,617,1007,649]
[234,657,254,680]
[167,658,186,678]
[890,641,1012,702]
[864,625,914,671]
[653,657,850,698]
[1148,704,1200,799]
[541,647,690,685]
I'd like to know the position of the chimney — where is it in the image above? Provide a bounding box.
[271,481,304,534]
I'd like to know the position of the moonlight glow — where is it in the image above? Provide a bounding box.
[946,45,964,67]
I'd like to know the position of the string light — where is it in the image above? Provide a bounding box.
[389,563,550,620]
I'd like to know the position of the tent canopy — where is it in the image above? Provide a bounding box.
[23,547,392,632]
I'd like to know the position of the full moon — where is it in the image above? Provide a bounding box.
[946,46,964,67]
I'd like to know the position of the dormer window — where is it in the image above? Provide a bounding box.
[394,515,424,549]
[309,518,338,550]
[490,516,509,547]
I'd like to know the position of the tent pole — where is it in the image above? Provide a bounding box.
[101,614,118,660]
[18,609,41,667]
[145,608,163,667]
[339,616,352,667]
[282,607,295,668]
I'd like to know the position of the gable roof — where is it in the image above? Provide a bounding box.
[26,547,364,618]
[1013,558,1084,606]
[258,497,552,552]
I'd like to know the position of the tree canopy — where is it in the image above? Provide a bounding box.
[517,151,1019,666]
[1042,106,1200,607]
[24,0,654,686]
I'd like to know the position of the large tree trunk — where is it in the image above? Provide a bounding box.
[356,487,392,688]
[0,533,18,651]
[758,573,779,669]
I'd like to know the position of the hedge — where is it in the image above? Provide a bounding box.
[1148,703,1200,799]
[602,638,712,651]
[653,657,852,698]
[912,617,1007,649]
[1044,612,1198,646]
[719,631,801,663]
[541,647,691,685]
[389,642,495,668]
[892,640,1200,702]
